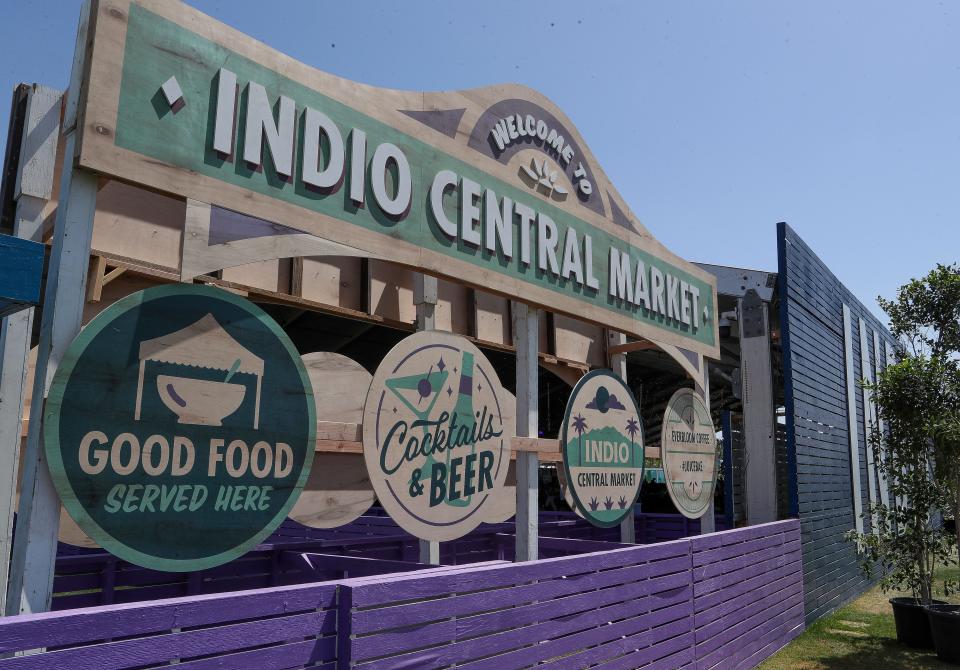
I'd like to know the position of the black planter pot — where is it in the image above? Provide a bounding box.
[890,597,947,648]
[927,604,960,663]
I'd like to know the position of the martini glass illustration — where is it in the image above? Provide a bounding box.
[384,351,477,509]
[385,358,452,506]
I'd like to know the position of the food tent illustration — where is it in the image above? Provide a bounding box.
[133,314,265,428]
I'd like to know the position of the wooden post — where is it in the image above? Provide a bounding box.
[413,273,439,564]
[699,357,716,534]
[608,331,635,544]
[6,1,96,615]
[0,85,61,615]
[738,289,777,526]
[513,302,538,562]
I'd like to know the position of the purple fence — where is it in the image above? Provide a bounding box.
[0,520,802,669]
[45,512,727,611]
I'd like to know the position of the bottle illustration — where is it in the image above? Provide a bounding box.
[446,351,476,508]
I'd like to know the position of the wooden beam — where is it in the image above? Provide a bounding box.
[607,339,658,356]
[513,301,539,562]
[414,273,439,564]
[608,331,635,543]
[8,1,97,616]
[739,290,777,526]
[19,417,565,462]
[0,83,62,616]
[85,255,106,302]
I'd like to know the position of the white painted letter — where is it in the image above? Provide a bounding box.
[430,170,459,238]
[79,431,109,475]
[302,107,344,190]
[516,202,536,266]
[634,261,651,310]
[651,266,666,315]
[608,248,633,303]
[213,68,237,156]
[484,189,513,258]
[370,142,412,218]
[560,227,583,285]
[584,235,600,290]
[349,129,366,206]
[537,213,560,275]
[460,177,482,247]
[243,81,295,178]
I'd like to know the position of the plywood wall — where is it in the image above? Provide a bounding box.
[91,181,184,271]
[82,182,603,366]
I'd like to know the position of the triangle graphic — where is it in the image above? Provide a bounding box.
[400,108,466,138]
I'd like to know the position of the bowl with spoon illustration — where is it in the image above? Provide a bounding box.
[156,359,246,426]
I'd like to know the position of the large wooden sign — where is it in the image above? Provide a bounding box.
[74,0,719,358]
[289,352,375,528]
[661,388,718,519]
[43,284,315,571]
[362,331,514,541]
[561,370,644,527]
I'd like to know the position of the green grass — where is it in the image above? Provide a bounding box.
[759,566,960,670]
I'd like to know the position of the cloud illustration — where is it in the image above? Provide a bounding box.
[585,386,626,412]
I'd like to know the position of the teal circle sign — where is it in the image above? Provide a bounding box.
[44,284,315,571]
[561,369,644,527]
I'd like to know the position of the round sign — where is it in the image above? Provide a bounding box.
[290,352,375,528]
[44,284,315,571]
[362,331,514,542]
[561,370,644,527]
[661,388,717,519]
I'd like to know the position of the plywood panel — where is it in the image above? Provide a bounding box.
[368,260,414,323]
[221,258,283,292]
[91,181,184,270]
[436,279,470,334]
[474,291,509,345]
[296,256,362,310]
[554,314,604,366]
[290,352,374,528]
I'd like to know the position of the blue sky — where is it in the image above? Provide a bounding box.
[2,1,957,321]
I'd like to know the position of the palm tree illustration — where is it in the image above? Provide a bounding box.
[571,414,588,465]
[625,418,639,466]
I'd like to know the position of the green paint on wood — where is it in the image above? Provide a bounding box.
[561,370,645,528]
[113,6,715,351]
[43,284,316,572]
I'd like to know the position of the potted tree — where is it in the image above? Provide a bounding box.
[880,263,960,661]
[850,264,960,652]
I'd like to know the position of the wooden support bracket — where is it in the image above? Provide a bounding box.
[314,420,562,462]
[86,255,129,303]
[607,339,659,356]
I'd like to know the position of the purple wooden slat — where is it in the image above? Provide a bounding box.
[694,541,797,589]
[288,551,431,576]
[352,554,691,634]
[592,637,695,670]
[692,531,785,568]
[731,614,804,670]
[0,582,337,654]
[694,560,803,627]
[700,602,805,670]
[694,546,802,598]
[358,593,695,670]
[142,640,337,670]
[347,539,691,608]
[452,573,690,641]
[695,580,805,647]
[526,612,694,670]
[533,534,632,553]
[0,612,336,669]
[695,590,805,666]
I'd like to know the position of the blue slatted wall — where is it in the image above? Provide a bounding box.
[777,222,895,624]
